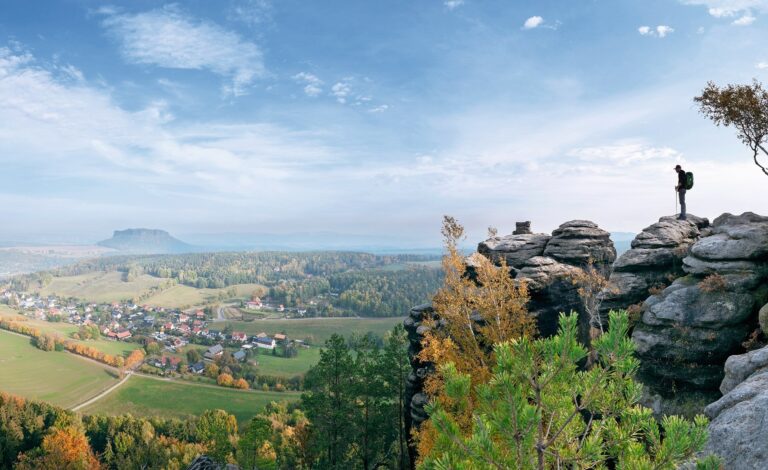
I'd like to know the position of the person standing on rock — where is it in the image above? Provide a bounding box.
[675,164,687,221]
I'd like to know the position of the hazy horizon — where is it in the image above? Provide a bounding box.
[2,0,768,246]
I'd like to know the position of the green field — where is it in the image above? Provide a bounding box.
[82,375,299,424]
[0,307,140,357]
[33,271,167,303]
[142,283,266,308]
[0,330,119,408]
[251,347,322,377]
[221,317,405,345]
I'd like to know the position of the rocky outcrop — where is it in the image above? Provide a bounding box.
[631,213,768,404]
[404,220,616,461]
[701,346,768,469]
[600,215,708,316]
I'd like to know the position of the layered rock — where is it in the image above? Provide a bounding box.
[404,220,616,460]
[600,215,708,316]
[631,213,768,403]
[702,346,768,469]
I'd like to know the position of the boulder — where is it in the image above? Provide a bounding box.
[690,212,768,261]
[703,365,768,469]
[543,220,616,267]
[600,215,706,316]
[477,233,550,268]
[760,303,768,336]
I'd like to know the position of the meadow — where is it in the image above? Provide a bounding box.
[0,330,119,408]
[221,316,405,345]
[82,375,299,424]
[32,271,166,302]
[250,346,322,377]
[141,283,265,308]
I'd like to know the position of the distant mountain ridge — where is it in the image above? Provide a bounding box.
[97,228,193,254]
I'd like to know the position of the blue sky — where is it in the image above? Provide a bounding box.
[1,0,767,245]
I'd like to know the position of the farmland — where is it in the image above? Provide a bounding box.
[81,375,299,424]
[250,346,322,377]
[0,330,119,408]
[31,271,166,303]
[221,316,405,345]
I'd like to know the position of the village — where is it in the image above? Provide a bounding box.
[0,287,308,381]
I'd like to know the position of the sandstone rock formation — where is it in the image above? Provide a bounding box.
[599,215,708,316]
[631,213,768,407]
[404,220,616,460]
[702,346,768,469]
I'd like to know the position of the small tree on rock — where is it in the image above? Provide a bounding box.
[695,80,768,176]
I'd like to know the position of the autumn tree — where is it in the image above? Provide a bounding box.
[234,378,250,390]
[695,80,768,176]
[421,311,720,470]
[217,373,234,387]
[237,416,277,470]
[416,216,534,457]
[16,426,101,470]
[196,409,239,465]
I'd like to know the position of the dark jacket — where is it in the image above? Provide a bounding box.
[677,169,686,190]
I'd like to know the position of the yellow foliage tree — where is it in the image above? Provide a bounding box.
[415,216,534,460]
[16,426,101,470]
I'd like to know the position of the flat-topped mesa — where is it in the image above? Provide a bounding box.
[631,212,768,414]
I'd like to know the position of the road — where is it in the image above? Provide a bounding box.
[71,371,132,411]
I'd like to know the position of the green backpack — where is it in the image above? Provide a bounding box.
[685,171,694,190]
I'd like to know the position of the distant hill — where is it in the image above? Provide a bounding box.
[97,229,193,254]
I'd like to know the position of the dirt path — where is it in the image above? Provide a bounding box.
[71,372,132,411]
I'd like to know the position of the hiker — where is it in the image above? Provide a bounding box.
[674,164,687,220]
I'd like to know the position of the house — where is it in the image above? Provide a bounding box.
[273,333,287,342]
[162,356,182,371]
[255,332,268,338]
[179,313,189,323]
[254,337,276,350]
[231,331,248,342]
[233,350,247,362]
[204,344,224,360]
[115,328,132,340]
[245,300,261,310]
[189,361,205,374]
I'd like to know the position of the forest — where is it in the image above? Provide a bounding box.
[11,251,443,317]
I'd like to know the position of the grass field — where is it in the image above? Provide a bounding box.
[82,375,299,424]
[251,347,322,377]
[141,283,266,309]
[0,330,119,408]
[0,307,140,357]
[221,317,405,345]
[33,272,166,303]
[30,271,266,309]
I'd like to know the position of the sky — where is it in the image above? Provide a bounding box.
[1,0,767,246]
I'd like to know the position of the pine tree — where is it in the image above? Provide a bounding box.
[420,311,721,470]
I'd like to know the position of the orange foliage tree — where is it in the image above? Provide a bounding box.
[415,216,534,459]
[217,373,234,387]
[16,426,101,470]
[234,378,250,390]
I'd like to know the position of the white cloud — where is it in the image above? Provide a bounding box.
[293,72,323,97]
[331,81,352,103]
[228,0,272,26]
[733,13,757,23]
[101,5,264,97]
[757,61,768,69]
[444,0,464,9]
[567,142,682,166]
[680,0,768,19]
[523,16,544,29]
[368,104,389,113]
[638,25,675,37]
